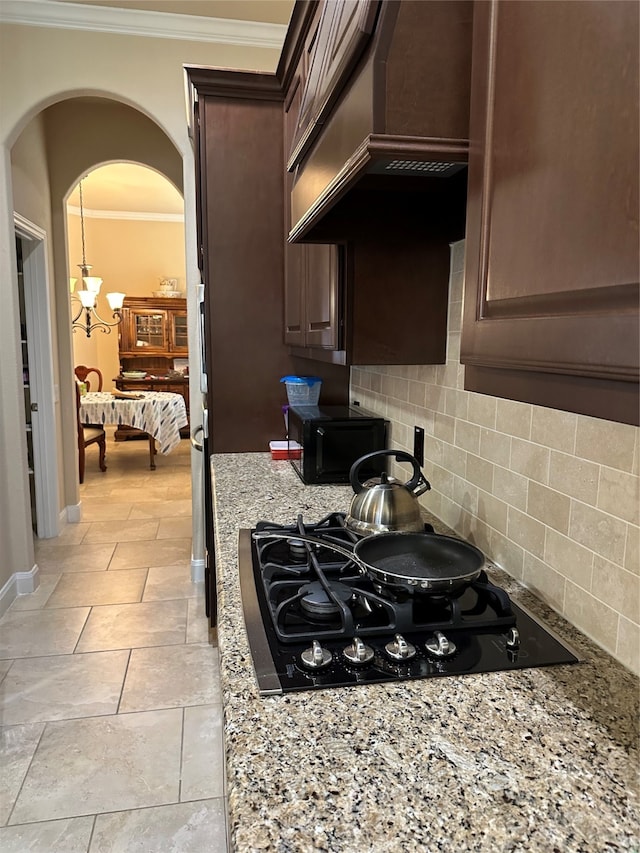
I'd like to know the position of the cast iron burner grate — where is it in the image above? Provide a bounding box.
[253,513,516,644]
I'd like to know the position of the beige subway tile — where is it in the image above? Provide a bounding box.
[408,380,426,408]
[467,394,497,429]
[506,507,546,560]
[575,416,637,472]
[477,490,508,535]
[426,489,443,521]
[545,529,594,591]
[569,501,627,565]
[496,398,532,440]
[430,463,455,501]
[531,407,577,454]
[433,412,456,444]
[548,451,599,505]
[390,377,409,402]
[467,517,492,556]
[625,524,639,576]
[449,272,464,304]
[592,556,640,624]
[493,466,528,512]
[527,482,571,535]
[510,437,550,484]
[453,477,478,517]
[617,617,640,675]
[450,239,466,273]
[634,430,639,477]
[489,530,525,579]
[522,552,565,614]
[466,454,494,493]
[370,372,382,394]
[455,420,480,454]
[507,507,546,559]
[442,443,467,478]
[439,494,461,532]
[444,388,469,420]
[564,581,619,658]
[425,383,446,415]
[480,429,511,467]
[597,466,639,525]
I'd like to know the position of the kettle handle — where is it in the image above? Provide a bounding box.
[350,449,431,495]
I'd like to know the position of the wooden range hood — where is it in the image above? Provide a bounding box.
[286,0,474,244]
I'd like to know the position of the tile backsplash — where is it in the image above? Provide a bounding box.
[350,240,639,674]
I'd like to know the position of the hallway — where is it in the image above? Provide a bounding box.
[0,432,227,851]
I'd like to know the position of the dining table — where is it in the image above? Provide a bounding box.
[78,390,188,469]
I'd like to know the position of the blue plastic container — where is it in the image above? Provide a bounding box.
[280,375,322,406]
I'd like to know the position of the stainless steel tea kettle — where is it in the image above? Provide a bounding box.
[345,449,431,535]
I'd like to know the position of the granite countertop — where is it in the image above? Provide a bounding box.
[211,453,639,853]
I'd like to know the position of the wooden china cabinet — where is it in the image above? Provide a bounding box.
[115,296,190,439]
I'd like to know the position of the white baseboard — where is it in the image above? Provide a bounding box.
[191,557,205,583]
[0,564,40,618]
[67,502,82,523]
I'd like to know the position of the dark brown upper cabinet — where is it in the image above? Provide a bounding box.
[461,0,639,426]
[288,0,473,242]
[288,0,381,171]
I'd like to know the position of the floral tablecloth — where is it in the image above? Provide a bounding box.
[79,391,188,454]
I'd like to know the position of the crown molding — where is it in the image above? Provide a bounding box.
[0,0,288,48]
[68,205,184,222]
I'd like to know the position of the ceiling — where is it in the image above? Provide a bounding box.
[53,0,294,25]
[67,164,185,216]
[61,1,295,215]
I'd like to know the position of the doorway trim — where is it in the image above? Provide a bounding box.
[15,212,60,538]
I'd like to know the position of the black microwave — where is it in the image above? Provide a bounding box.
[287,405,388,485]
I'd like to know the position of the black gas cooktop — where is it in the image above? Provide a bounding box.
[238,513,580,695]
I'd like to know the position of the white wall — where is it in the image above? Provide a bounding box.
[0,18,282,597]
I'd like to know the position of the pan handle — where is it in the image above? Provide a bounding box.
[350,449,430,496]
[252,531,365,569]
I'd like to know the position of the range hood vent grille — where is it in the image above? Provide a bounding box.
[373,159,467,176]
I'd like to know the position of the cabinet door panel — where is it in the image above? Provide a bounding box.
[132,310,168,351]
[170,311,188,352]
[462,0,639,422]
[305,243,340,349]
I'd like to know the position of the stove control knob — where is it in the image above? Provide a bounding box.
[301,640,332,670]
[506,627,520,649]
[343,636,375,665]
[425,631,457,658]
[385,633,416,661]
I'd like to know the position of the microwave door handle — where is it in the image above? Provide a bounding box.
[316,427,325,472]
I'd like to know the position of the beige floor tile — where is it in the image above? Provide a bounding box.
[45,523,90,545]
[0,650,129,726]
[83,519,160,544]
[80,499,134,522]
[142,564,203,602]
[34,542,116,574]
[110,486,174,502]
[8,574,61,611]
[181,705,225,801]
[75,599,187,653]
[109,538,191,570]
[89,798,227,853]
[0,608,90,659]
[0,723,45,824]
[119,644,220,712]
[0,817,95,853]
[9,709,183,824]
[186,597,212,644]
[129,500,192,520]
[156,517,193,540]
[44,569,148,609]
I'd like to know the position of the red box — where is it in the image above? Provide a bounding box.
[269,440,302,460]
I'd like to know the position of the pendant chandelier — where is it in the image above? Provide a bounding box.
[71,179,125,338]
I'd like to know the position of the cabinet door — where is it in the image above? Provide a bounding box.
[170,310,188,352]
[131,310,169,352]
[461,0,639,424]
[305,243,341,349]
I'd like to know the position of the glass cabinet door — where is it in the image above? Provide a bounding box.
[170,311,188,352]
[132,310,167,350]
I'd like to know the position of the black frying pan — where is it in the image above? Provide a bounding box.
[252,531,487,594]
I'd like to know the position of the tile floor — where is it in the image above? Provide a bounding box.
[0,430,228,852]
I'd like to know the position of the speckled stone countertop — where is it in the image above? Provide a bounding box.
[211,453,639,853]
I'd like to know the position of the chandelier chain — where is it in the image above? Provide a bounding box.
[79,179,87,269]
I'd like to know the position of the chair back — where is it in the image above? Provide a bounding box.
[75,365,103,391]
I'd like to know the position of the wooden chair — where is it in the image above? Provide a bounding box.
[74,365,103,391]
[76,381,107,483]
